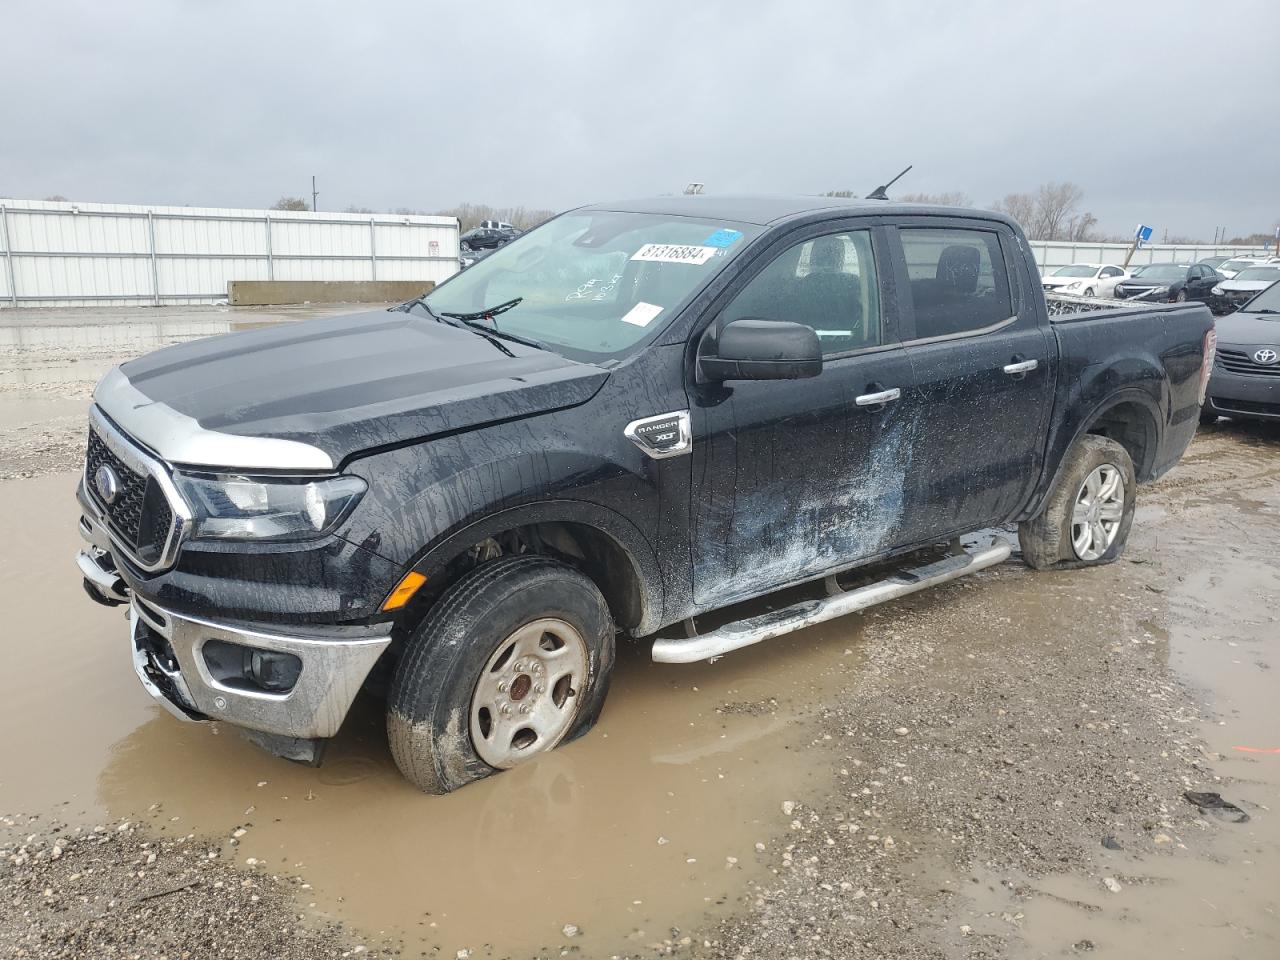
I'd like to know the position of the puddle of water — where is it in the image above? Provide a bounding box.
[0,472,860,956]
[946,470,1280,957]
[0,304,377,388]
[0,393,87,429]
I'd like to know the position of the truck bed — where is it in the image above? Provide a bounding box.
[1031,295,1213,509]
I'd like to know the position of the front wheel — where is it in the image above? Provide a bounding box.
[1019,435,1136,570]
[387,555,615,793]
[1084,287,1095,297]
[1175,289,1189,302]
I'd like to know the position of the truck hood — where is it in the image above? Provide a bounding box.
[96,309,610,471]
[1215,310,1280,345]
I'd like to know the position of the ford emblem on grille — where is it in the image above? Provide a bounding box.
[95,463,121,505]
[1253,348,1278,365]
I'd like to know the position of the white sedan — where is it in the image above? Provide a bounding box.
[1041,263,1129,298]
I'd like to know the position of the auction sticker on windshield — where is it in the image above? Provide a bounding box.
[619,302,664,327]
[631,243,717,265]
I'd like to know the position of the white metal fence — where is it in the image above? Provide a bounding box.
[1028,239,1268,273]
[0,198,460,308]
[1,196,1269,307]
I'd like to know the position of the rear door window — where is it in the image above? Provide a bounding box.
[898,228,1014,339]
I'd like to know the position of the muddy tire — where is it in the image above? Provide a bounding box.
[1018,435,1136,571]
[387,555,615,794]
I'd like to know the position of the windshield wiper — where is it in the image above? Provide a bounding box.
[401,295,520,357]
[440,298,547,352]
[440,297,523,324]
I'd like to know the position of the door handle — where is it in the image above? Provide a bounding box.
[1002,358,1039,376]
[855,387,901,407]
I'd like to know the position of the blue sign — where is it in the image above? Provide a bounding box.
[1135,224,1153,248]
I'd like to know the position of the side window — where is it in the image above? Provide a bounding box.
[898,228,1014,339]
[1102,266,1121,278]
[721,230,881,356]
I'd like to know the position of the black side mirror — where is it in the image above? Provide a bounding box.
[698,318,823,382]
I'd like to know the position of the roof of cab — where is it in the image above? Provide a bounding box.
[581,193,1016,228]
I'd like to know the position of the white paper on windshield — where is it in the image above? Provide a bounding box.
[620,301,664,327]
[630,243,717,265]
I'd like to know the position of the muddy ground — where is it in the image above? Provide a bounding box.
[1,306,1276,959]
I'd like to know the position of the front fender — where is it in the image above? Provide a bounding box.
[338,427,668,634]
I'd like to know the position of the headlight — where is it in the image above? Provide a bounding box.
[1212,285,1224,296]
[1065,281,1083,290]
[173,472,367,542]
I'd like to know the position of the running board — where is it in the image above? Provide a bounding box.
[651,539,1012,664]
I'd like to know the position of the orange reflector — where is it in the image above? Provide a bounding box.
[382,571,426,611]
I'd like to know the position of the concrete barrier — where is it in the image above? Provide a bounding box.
[227,280,435,306]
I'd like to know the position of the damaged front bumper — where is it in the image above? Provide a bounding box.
[75,516,393,753]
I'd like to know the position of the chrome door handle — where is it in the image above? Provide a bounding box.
[1002,359,1039,375]
[855,387,901,406]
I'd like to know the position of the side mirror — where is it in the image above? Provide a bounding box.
[698,318,823,382]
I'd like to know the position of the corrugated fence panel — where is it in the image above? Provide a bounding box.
[1029,240,1268,271]
[0,198,460,307]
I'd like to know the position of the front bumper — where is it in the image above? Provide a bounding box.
[127,596,392,739]
[1206,365,1280,421]
[76,517,393,740]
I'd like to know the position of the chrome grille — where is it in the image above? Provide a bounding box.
[86,427,149,545]
[83,409,188,571]
[1217,348,1280,377]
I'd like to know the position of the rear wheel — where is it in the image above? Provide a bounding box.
[387,555,615,794]
[1019,435,1136,570]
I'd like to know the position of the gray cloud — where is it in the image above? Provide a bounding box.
[3,0,1278,239]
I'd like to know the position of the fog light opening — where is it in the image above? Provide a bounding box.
[202,638,302,694]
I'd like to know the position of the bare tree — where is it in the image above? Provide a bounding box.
[992,192,1036,230]
[822,190,857,198]
[992,184,1096,241]
[435,202,555,232]
[43,194,70,202]
[271,197,309,211]
[1029,182,1085,240]
[343,205,375,214]
[1065,211,1098,242]
[897,191,972,207]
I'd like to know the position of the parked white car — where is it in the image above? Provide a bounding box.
[1210,264,1280,313]
[1216,257,1271,279]
[1041,263,1129,298]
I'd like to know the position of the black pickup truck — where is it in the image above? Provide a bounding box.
[75,196,1215,792]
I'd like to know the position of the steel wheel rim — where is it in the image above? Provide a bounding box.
[470,618,589,769]
[1071,464,1125,561]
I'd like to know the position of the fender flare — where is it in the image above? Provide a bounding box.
[404,498,666,636]
[1024,386,1162,520]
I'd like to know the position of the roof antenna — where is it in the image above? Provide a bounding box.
[865,164,913,201]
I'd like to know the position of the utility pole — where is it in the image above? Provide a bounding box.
[311,176,319,213]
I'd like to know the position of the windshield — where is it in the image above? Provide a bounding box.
[1199,257,1228,268]
[420,211,762,363]
[1130,264,1187,281]
[1242,281,1280,313]
[1235,267,1280,282]
[1051,265,1097,278]
[1221,259,1258,272]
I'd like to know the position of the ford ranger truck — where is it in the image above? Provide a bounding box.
[75,196,1216,792]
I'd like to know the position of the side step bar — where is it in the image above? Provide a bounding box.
[651,539,1012,664]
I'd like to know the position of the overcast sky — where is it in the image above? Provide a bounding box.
[4,0,1278,240]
